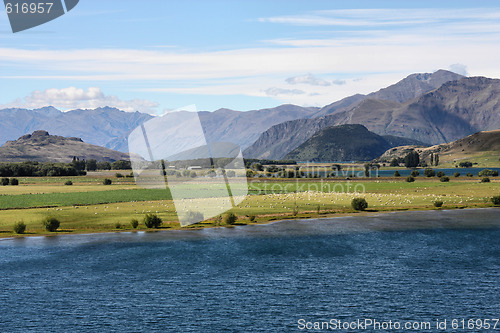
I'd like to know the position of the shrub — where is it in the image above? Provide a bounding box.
[459,161,473,168]
[1,177,9,186]
[114,222,122,229]
[466,173,473,177]
[479,169,498,177]
[143,213,162,228]
[65,180,73,186]
[406,176,415,183]
[436,171,446,177]
[43,217,60,232]
[249,215,256,222]
[440,176,450,182]
[454,172,460,178]
[103,178,112,185]
[433,201,444,208]
[115,173,124,178]
[184,211,204,224]
[410,170,420,177]
[393,171,401,177]
[10,178,19,186]
[491,196,500,206]
[223,212,237,225]
[481,177,491,183]
[130,219,139,229]
[246,170,255,178]
[351,198,368,211]
[13,221,26,234]
[424,168,435,177]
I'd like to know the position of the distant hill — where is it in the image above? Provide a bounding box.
[245,73,500,159]
[0,130,131,163]
[377,129,500,167]
[0,104,318,153]
[284,124,425,162]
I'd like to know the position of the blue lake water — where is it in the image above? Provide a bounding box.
[0,208,499,332]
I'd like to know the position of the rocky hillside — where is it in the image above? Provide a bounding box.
[377,129,500,167]
[0,130,131,163]
[284,124,425,162]
[245,74,500,159]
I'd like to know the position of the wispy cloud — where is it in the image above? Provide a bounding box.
[264,87,305,96]
[0,87,159,113]
[286,73,331,86]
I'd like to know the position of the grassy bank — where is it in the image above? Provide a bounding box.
[0,174,498,237]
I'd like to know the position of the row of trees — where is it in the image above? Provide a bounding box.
[0,159,132,177]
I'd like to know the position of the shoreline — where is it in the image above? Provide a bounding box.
[2,204,498,241]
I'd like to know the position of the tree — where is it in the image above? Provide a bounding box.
[143,213,162,228]
[433,201,443,208]
[65,180,73,185]
[436,171,445,177]
[223,212,237,225]
[13,221,26,234]
[86,159,97,171]
[96,161,111,170]
[43,217,60,232]
[459,161,473,168]
[434,154,439,166]
[111,160,132,170]
[1,177,9,186]
[454,172,460,178]
[351,198,368,211]
[491,196,500,206]
[440,176,450,182]
[430,153,434,166]
[103,178,112,185]
[481,177,491,183]
[406,176,415,183]
[251,163,263,171]
[390,158,399,167]
[71,156,86,171]
[130,219,139,229]
[410,170,420,177]
[404,151,420,168]
[424,168,435,177]
[10,178,19,186]
[393,171,401,177]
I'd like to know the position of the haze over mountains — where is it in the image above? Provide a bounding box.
[1,69,499,163]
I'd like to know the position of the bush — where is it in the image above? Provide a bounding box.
[478,169,498,177]
[433,201,444,208]
[440,176,450,182]
[351,198,368,211]
[424,168,435,177]
[130,218,139,229]
[466,173,473,177]
[184,211,204,224]
[393,171,401,177]
[114,222,122,229]
[10,178,19,186]
[410,170,420,177]
[1,177,9,186]
[248,215,256,222]
[481,177,491,183]
[491,196,500,206]
[459,161,473,168]
[223,212,237,225]
[115,173,124,178]
[454,172,460,178]
[65,180,73,186]
[143,213,162,228]
[436,171,446,177]
[103,178,112,185]
[406,176,415,183]
[43,217,60,232]
[13,221,26,234]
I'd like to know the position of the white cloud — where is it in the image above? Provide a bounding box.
[449,63,468,76]
[264,87,305,96]
[0,87,159,113]
[286,73,331,86]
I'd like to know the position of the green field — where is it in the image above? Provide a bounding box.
[0,173,498,237]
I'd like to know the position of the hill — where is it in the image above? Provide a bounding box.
[284,124,425,162]
[377,129,500,168]
[244,73,500,159]
[0,130,131,163]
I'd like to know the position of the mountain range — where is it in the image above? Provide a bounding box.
[1,69,499,162]
[244,71,500,159]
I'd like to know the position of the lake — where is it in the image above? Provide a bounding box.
[1,208,499,332]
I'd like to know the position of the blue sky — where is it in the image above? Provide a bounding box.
[2,0,500,113]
